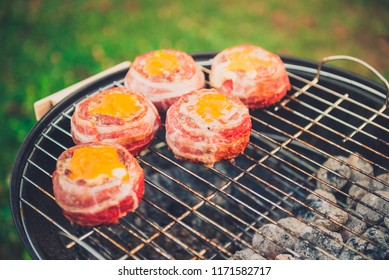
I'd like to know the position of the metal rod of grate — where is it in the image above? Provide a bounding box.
[19,56,389,260]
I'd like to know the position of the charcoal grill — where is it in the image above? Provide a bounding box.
[10,52,389,260]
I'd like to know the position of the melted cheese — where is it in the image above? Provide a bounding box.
[195,93,233,123]
[144,51,180,75]
[89,92,141,119]
[227,48,272,71]
[68,146,129,181]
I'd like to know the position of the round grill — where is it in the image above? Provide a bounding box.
[10,53,389,260]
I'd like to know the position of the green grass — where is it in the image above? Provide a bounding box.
[0,0,388,259]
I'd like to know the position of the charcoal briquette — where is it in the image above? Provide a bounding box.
[252,223,297,259]
[233,248,266,260]
[355,191,389,224]
[316,156,351,192]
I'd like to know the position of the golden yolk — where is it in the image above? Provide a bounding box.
[195,93,233,123]
[144,51,180,75]
[89,92,141,119]
[227,48,272,71]
[68,146,129,181]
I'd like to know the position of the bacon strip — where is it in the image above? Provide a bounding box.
[210,45,291,108]
[165,89,252,167]
[71,87,161,155]
[124,49,205,112]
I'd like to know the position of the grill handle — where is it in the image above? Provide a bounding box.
[316,55,389,106]
[33,61,131,121]
[307,55,388,141]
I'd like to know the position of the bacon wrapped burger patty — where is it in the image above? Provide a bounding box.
[124,49,205,112]
[165,88,252,167]
[52,143,144,227]
[71,87,161,155]
[210,44,291,108]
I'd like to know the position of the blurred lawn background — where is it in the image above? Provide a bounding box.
[0,0,388,259]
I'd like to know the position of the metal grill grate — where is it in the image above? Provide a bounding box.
[13,54,389,260]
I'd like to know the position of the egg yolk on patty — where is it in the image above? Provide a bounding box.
[195,93,233,123]
[89,92,141,119]
[68,146,129,181]
[227,48,272,71]
[144,51,180,75]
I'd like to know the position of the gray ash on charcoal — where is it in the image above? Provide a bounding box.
[275,254,296,260]
[251,223,297,259]
[347,179,372,209]
[347,172,388,212]
[233,154,389,260]
[338,227,389,260]
[281,216,344,259]
[316,156,351,193]
[339,214,367,241]
[385,218,389,230]
[347,154,374,182]
[372,173,389,192]
[294,189,349,232]
[355,191,389,225]
[232,248,266,260]
[295,226,343,259]
[252,224,297,259]
[234,216,345,260]
[279,217,343,259]
[114,147,389,260]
